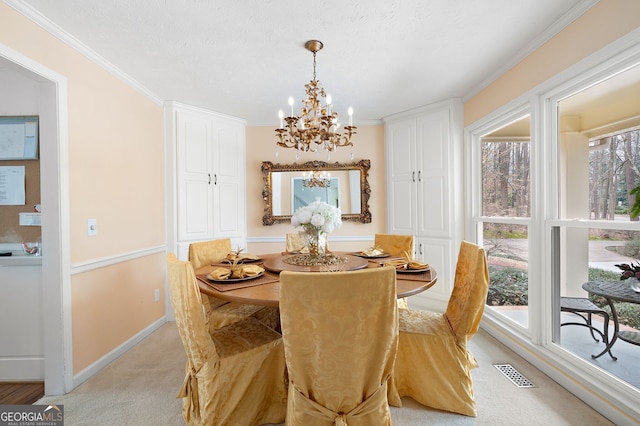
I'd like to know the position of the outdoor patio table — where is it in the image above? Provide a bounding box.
[582,281,640,359]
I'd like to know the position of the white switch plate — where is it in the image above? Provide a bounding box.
[154,288,160,302]
[88,219,97,236]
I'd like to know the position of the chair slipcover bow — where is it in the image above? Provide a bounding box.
[279,267,398,425]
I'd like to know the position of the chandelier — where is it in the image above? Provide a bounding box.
[275,40,357,160]
[302,170,331,188]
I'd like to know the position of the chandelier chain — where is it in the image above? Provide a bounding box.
[312,51,317,81]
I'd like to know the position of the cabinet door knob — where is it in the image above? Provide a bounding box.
[412,171,416,182]
[418,170,422,182]
[208,173,211,185]
[214,174,217,185]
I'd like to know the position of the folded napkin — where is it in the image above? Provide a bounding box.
[407,260,430,270]
[209,267,232,280]
[224,252,260,263]
[235,264,264,278]
[360,247,385,256]
[383,259,430,270]
[209,265,264,280]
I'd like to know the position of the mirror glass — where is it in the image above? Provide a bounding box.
[262,160,372,225]
[290,177,340,213]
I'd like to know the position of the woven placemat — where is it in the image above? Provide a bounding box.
[197,271,279,292]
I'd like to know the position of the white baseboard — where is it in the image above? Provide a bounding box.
[71,317,166,390]
[0,357,44,380]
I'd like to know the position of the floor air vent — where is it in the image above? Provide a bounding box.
[493,364,536,388]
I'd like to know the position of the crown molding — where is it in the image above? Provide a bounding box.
[5,0,164,106]
[462,0,600,102]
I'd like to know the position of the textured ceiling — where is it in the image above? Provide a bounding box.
[11,0,589,125]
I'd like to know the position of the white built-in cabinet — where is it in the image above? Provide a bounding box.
[165,101,247,260]
[383,99,463,309]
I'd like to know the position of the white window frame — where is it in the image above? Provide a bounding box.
[467,105,534,339]
[465,28,640,422]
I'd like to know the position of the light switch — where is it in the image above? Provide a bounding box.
[88,219,97,236]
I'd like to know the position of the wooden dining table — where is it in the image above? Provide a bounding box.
[196,252,438,307]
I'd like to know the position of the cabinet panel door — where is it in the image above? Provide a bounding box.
[177,112,213,241]
[418,175,446,235]
[390,179,415,234]
[216,182,240,234]
[212,121,245,238]
[416,109,450,237]
[385,119,417,234]
[417,110,447,170]
[184,180,211,234]
[413,237,452,303]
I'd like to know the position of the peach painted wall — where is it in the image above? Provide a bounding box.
[68,64,165,260]
[464,0,640,126]
[72,253,166,372]
[0,3,166,374]
[246,125,387,254]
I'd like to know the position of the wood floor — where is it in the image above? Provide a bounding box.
[0,382,44,405]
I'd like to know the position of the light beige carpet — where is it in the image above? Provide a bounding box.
[37,322,612,425]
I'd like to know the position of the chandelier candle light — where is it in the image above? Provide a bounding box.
[275,40,357,161]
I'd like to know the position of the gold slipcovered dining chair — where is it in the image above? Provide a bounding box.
[374,233,414,257]
[374,233,414,309]
[279,267,398,426]
[166,253,287,426]
[285,232,328,253]
[285,233,307,253]
[388,241,489,417]
[188,238,234,273]
[189,238,279,331]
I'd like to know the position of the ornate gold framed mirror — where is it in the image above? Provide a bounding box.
[261,159,372,225]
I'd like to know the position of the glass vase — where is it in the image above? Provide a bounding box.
[630,279,640,293]
[306,229,326,257]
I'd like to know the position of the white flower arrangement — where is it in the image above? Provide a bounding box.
[291,200,342,234]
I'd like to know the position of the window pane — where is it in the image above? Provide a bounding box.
[587,129,640,221]
[482,222,529,327]
[555,227,640,389]
[481,139,530,217]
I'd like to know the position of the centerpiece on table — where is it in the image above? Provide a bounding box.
[287,199,347,267]
[614,261,640,292]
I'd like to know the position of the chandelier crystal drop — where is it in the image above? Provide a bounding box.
[275,40,356,157]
